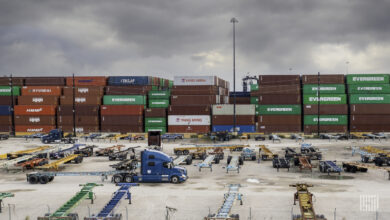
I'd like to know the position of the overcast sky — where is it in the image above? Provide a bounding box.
[1,0,390,90]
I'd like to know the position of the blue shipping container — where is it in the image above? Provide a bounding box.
[212,125,256,133]
[0,105,11,115]
[107,76,151,86]
[229,92,250,97]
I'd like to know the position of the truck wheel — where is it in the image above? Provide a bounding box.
[183,150,189,155]
[176,150,182,155]
[239,157,244,165]
[113,174,123,183]
[48,176,54,182]
[28,175,38,184]
[171,176,179,184]
[43,139,49,144]
[124,175,133,183]
[186,158,192,165]
[251,155,256,161]
[39,175,49,184]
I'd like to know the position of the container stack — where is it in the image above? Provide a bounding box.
[144,90,170,133]
[252,75,302,133]
[14,86,61,133]
[101,76,151,133]
[302,75,348,133]
[348,74,390,132]
[211,104,256,133]
[0,85,20,132]
[168,76,229,133]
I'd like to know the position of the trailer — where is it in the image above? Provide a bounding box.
[37,183,102,220]
[226,156,243,173]
[5,145,51,159]
[108,149,129,161]
[96,145,124,156]
[342,162,369,173]
[373,154,390,167]
[240,148,256,161]
[290,183,326,220]
[74,145,96,157]
[37,154,83,171]
[0,192,14,213]
[319,161,342,175]
[204,184,242,220]
[198,155,217,172]
[272,158,290,171]
[300,144,322,160]
[259,145,277,161]
[15,157,49,170]
[352,147,377,163]
[173,144,249,155]
[285,147,299,160]
[49,144,84,159]
[85,183,139,220]
[0,154,37,170]
[294,157,312,172]
[173,155,192,166]
[162,134,183,142]
[208,147,225,160]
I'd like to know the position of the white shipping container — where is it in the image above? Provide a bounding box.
[168,115,211,125]
[174,76,218,86]
[212,104,255,115]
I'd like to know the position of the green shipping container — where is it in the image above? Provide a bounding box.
[250,84,259,91]
[145,117,167,127]
[250,97,258,104]
[346,74,389,84]
[349,94,390,104]
[348,84,390,94]
[303,94,347,104]
[258,105,301,115]
[145,126,166,134]
[304,115,348,125]
[168,81,173,88]
[103,95,146,105]
[152,86,159,91]
[149,99,169,108]
[0,86,20,96]
[303,84,345,94]
[148,90,170,99]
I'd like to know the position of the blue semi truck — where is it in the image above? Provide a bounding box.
[26,149,188,184]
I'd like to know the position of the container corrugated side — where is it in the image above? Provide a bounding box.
[148,90,170,99]
[303,84,345,94]
[15,125,55,133]
[303,104,348,115]
[348,84,390,94]
[0,86,20,96]
[24,77,65,86]
[346,74,389,84]
[258,75,300,85]
[302,74,345,84]
[258,105,301,115]
[258,125,301,133]
[304,115,348,125]
[0,105,12,115]
[145,117,167,127]
[107,76,151,86]
[349,94,390,104]
[168,115,210,125]
[212,104,255,115]
[22,86,62,96]
[168,125,210,133]
[145,126,167,134]
[66,77,107,86]
[100,105,144,115]
[304,125,347,134]
[18,96,59,105]
[15,115,56,125]
[148,99,169,108]
[212,115,255,125]
[303,94,347,104]
[350,104,390,114]
[14,105,56,116]
[250,84,258,91]
[212,125,255,133]
[103,95,146,105]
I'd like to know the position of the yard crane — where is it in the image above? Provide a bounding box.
[37,183,102,220]
[242,74,258,92]
[205,184,242,220]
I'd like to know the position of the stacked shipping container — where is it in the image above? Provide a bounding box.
[252,75,302,133]
[212,104,256,132]
[0,86,19,132]
[145,90,170,133]
[168,76,229,133]
[302,75,348,133]
[348,74,390,132]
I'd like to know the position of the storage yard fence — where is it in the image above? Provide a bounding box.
[1,74,390,135]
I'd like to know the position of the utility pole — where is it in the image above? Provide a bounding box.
[231,17,238,133]
[72,73,76,137]
[317,72,320,136]
[9,74,15,136]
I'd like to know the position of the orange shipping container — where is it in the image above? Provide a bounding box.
[22,86,62,96]
[100,105,144,116]
[66,77,107,86]
[15,125,55,133]
[18,96,59,105]
[14,105,56,116]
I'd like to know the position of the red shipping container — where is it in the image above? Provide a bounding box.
[303,104,348,115]
[212,115,255,125]
[168,125,210,133]
[101,105,144,116]
[14,105,56,116]
[229,97,250,104]
[0,77,24,86]
[257,94,301,104]
[57,105,99,116]
[105,86,152,95]
[304,125,347,134]
[302,74,345,84]
[145,108,167,117]
[58,125,99,133]
[0,96,17,105]
[63,86,104,96]
[0,115,12,124]
[57,116,99,126]
[171,95,219,105]
[60,96,101,105]
[0,125,12,132]
[22,86,62,96]
[251,84,301,95]
[258,75,300,85]
[24,77,65,86]
[168,106,210,115]
[101,115,143,126]
[257,125,301,134]
[15,125,55,133]
[66,76,107,86]
[350,125,390,132]
[100,125,143,133]
[350,104,390,115]
[14,115,56,125]
[350,115,390,125]
[18,96,59,105]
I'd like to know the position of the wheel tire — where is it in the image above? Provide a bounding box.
[183,150,189,155]
[48,176,54,182]
[113,174,123,183]
[28,175,38,184]
[39,175,49,184]
[176,150,182,155]
[227,156,232,164]
[239,157,244,165]
[251,155,256,161]
[186,158,192,165]
[215,158,220,164]
[171,175,179,184]
[124,175,133,183]
[43,139,49,144]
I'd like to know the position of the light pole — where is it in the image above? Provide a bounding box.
[346,61,349,74]
[231,17,238,133]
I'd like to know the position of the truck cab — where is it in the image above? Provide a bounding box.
[41,129,63,143]
[135,149,187,183]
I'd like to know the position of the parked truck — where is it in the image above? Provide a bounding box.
[41,129,77,144]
